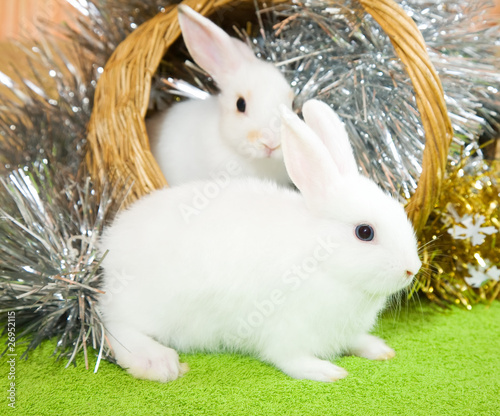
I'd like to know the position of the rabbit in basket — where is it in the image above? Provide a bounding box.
[146,5,294,186]
[100,99,421,382]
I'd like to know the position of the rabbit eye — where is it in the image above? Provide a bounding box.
[236,97,246,113]
[355,224,374,242]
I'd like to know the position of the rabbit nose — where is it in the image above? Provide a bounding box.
[406,262,421,278]
[404,257,422,279]
[263,143,280,156]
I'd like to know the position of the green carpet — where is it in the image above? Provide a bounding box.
[2,299,499,416]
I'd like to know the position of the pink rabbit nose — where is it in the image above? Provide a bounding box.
[406,270,414,278]
[263,143,280,156]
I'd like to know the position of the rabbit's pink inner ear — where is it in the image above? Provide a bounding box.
[302,100,359,177]
[280,106,341,209]
[178,6,241,81]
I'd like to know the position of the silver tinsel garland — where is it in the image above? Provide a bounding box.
[0,0,498,366]
[0,163,128,368]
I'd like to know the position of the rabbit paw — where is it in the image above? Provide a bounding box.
[107,324,189,382]
[118,344,189,382]
[278,356,348,382]
[350,334,396,361]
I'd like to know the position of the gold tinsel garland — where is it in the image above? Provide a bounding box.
[414,159,500,308]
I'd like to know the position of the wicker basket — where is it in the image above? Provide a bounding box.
[85,0,453,233]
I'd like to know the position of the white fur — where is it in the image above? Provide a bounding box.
[146,5,293,186]
[99,100,422,382]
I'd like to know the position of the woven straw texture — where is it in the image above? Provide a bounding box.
[85,0,453,232]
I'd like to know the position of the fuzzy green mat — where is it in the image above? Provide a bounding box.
[2,300,499,416]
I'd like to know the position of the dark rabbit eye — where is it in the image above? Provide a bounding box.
[236,97,246,113]
[355,224,374,242]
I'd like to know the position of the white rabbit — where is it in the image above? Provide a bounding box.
[99,99,422,383]
[146,5,294,186]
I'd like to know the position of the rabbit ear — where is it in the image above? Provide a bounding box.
[280,105,341,209]
[177,6,251,81]
[302,100,359,177]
